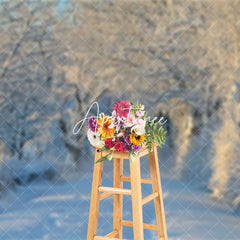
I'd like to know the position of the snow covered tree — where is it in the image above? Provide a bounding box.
[0,1,63,159]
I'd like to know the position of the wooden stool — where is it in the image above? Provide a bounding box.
[87,144,168,240]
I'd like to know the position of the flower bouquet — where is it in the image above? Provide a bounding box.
[87,100,167,163]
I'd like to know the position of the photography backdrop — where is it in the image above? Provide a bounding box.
[0,1,240,239]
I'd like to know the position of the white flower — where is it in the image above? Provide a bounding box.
[110,110,125,131]
[131,118,146,135]
[87,129,103,146]
[131,125,145,135]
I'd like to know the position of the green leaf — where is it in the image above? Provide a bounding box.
[99,145,110,152]
[144,111,148,121]
[95,152,113,164]
[129,151,138,163]
[145,118,167,150]
[153,123,157,132]
[106,152,113,160]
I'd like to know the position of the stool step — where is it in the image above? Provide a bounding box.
[94,230,126,240]
[142,192,159,205]
[99,186,132,195]
[100,192,112,200]
[120,175,152,184]
[105,230,118,237]
[121,220,158,231]
[94,237,126,240]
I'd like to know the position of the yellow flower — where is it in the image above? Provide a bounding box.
[129,132,146,145]
[97,115,115,139]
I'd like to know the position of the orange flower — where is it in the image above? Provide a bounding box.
[98,115,115,139]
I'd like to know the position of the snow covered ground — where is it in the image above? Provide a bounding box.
[0,174,239,240]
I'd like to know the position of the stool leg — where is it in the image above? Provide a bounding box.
[130,156,144,240]
[113,158,123,238]
[149,146,168,240]
[87,150,104,240]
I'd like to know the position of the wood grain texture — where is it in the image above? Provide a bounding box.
[104,230,118,237]
[100,192,112,200]
[98,186,131,195]
[120,175,152,184]
[113,158,123,238]
[129,156,144,240]
[149,146,168,240]
[87,150,104,240]
[121,220,158,231]
[142,192,159,205]
[88,144,168,240]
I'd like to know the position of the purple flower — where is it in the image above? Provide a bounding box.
[125,135,131,146]
[131,144,141,153]
[124,145,130,152]
[88,116,98,132]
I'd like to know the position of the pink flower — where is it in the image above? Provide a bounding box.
[113,100,131,118]
[131,144,141,153]
[136,118,146,127]
[136,110,144,117]
[125,113,136,127]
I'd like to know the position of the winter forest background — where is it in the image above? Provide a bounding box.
[0,1,240,239]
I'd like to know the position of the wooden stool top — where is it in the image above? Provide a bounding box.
[94,143,158,159]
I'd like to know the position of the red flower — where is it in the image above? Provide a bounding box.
[105,138,115,148]
[115,141,125,152]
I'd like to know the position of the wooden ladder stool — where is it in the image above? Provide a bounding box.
[87,144,168,240]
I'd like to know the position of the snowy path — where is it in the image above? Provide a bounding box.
[0,177,239,240]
